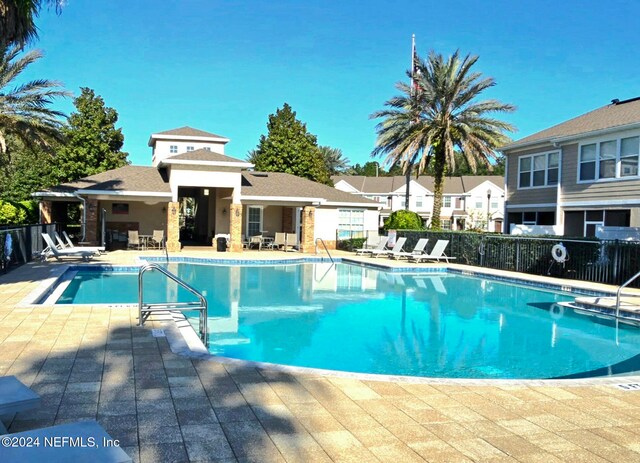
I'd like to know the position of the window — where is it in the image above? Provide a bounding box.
[522,212,537,225]
[169,145,178,154]
[621,136,640,177]
[580,135,640,182]
[442,219,452,230]
[443,196,451,208]
[204,147,211,151]
[519,151,559,188]
[475,197,482,209]
[579,144,597,181]
[400,197,406,208]
[186,146,195,152]
[247,206,262,237]
[585,210,604,237]
[338,209,364,239]
[416,196,423,208]
[491,201,498,210]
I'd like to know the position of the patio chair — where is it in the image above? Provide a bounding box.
[150,229,165,249]
[268,232,286,250]
[0,420,132,462]
[249,235,263,250]
[409,239,456,264]
[0,375,41,434]
[370,237,406,258]
[59,231,105,254]
[284,233,299,252]
[389,238,429,260]
[127,230,141,250]
[354,236,389,256]
[41,234,94,261]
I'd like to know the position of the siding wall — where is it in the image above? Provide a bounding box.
[505,144,558,205]
[560,142,640,204]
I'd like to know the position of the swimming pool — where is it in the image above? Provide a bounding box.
[51,262,640,379]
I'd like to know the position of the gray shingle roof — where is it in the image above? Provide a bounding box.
[164,148,248,164]
[502,97,640,151]
[242,172,379,206]
[42,165,171,194]
[332,175,503,195]
[38,167,378,206]
[153,126,228,139]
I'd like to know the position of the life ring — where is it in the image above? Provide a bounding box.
[551,243,568,263]
[550,303,564,320]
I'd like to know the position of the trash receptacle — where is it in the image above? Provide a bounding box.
[216,237,227,252]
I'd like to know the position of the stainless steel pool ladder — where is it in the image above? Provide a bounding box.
[315,238,334,263]
[616,269,640,319]
[138,263,208,346]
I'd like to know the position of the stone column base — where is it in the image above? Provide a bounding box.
[229,203,243,252]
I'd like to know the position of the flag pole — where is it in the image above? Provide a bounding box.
[410,34,416,95]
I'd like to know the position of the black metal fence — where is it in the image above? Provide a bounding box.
[0,223,59,273]
[395,230,640,288]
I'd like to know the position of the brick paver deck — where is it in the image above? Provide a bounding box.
[1,252,640,462]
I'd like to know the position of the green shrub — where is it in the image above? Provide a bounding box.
[384,210,423,231]
[0,201,27,225]
[337,237,366,251]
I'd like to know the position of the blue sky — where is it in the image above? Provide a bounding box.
[23,0,640,167]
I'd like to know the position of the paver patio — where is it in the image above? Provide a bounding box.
[1,251,640,462]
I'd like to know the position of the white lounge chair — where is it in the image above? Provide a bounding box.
[0,420,132,462]
[409,239,455,263]
[0,376,41,434]
[370,237,407,258]
[41,233,94,261]
[127,230,141,250]
[389,238,429,260]
[354,236,389,255]
[58,231,104,254]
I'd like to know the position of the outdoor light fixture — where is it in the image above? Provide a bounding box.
[203,189,209,196]
[308,209,314,218]
[235,208,240,218]
[171,206,177,215]
[222,207,227,215]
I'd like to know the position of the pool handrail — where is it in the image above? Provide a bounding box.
[138,262,208,346]
[315,238,334,263]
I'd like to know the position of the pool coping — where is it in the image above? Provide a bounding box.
[19,255,640,385]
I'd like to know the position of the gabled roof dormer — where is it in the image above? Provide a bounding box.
[149,126,231,166]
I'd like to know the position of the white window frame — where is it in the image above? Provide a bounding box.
[169,145,178,154]
[443,196,451,208]
[337,209,365,239]
[246,206,263,237]
[517,151,560,189]
[578,133,640,184]
[186,146,195,152]
[416,195,423,208]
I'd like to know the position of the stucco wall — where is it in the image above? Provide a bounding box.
[102,200,167,235]
[152,139,226,165]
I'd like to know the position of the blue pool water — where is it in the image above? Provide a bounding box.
[55,262,640,379]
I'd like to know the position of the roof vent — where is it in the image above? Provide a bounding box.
[611,98,620,105]
[251,173,269,177]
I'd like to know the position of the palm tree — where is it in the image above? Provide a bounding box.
[372,50,515,227]
[319,145,349,175]
[0,45,69,158]
[0,0,64,48]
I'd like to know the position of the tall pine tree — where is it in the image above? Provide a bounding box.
[52,88,129,183]
[253,103,330,185]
